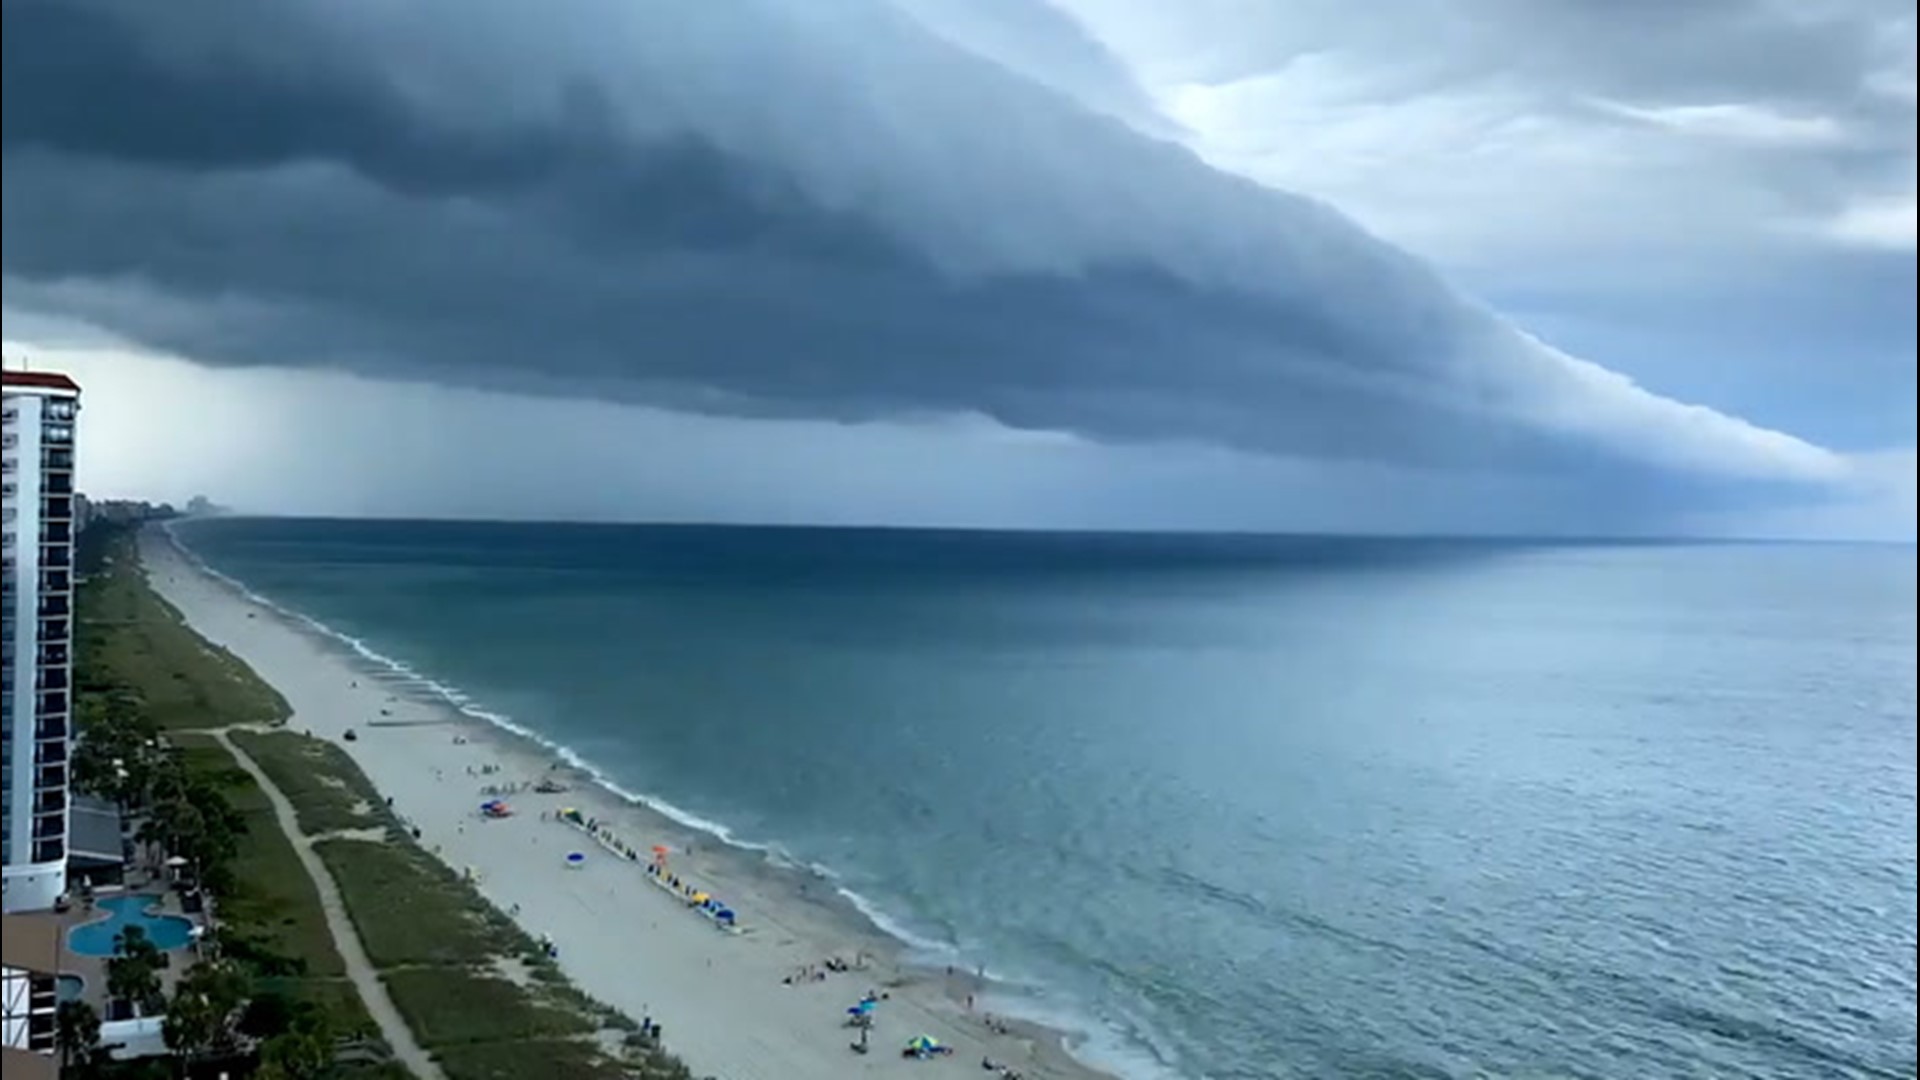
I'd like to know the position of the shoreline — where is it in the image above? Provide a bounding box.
[141,527,1121,1080]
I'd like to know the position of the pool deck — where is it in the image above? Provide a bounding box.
[59,882,208,1014]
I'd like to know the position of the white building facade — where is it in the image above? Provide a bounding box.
[1,371,80,915]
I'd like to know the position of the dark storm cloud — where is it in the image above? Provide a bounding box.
[0,0,1845,484]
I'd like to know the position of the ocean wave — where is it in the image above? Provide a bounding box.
[162,523,1182,1079]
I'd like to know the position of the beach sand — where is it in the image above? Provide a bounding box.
[141,531,1114,1080]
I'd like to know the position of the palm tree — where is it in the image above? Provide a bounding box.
[258,1011,335,1080]
[107,925,165,1016]
[55,999,103,1072]
[163,959,251,1073]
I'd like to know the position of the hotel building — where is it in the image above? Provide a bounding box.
[1,371,80,915]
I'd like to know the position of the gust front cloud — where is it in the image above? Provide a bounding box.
[0,0,1850,488]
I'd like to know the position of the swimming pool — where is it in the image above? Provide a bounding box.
[67,895,196,956]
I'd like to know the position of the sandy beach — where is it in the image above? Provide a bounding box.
[140,530,1113,1080]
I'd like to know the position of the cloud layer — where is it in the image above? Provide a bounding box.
[0,0,1869,492]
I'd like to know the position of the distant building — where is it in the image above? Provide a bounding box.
[2,370,80,914]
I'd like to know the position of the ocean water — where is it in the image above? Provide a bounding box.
[171,518,1917,1080]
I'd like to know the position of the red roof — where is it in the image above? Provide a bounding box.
[1,370,81,392]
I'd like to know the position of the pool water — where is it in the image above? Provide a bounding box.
[67,894,196,956]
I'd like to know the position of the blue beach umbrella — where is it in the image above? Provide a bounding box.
[565,851,586,868]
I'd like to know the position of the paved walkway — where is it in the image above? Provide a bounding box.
[213,729,444,1080]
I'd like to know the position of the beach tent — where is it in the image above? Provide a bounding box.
[713,907,736,925]
[905,1034,944,1056]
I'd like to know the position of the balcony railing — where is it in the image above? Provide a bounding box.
[42,496,72,520]
[40,618,70,641]
[37,596,70,617]
[41,423,73,445]
[40,523,72,544]
[33,815,64,840]
[44,474,73,495]
[32,838,64,864]
[37,763,67,788]
[34,790,66,816]
[42,449,73,470]
[45,401,77,421]
[42,547,71,567]
[39,645,69,666]
[35,742,67,765]
[36,718,68,741]
[40,570,71,594]
[37,691,69,715]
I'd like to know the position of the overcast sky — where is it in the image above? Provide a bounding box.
[3,0,1913,537]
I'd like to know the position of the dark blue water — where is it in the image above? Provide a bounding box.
[172,518,1917,1079]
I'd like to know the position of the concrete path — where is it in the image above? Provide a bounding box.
[213,729,443,1080]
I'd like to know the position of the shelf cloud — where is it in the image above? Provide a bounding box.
[0,0,1869,495]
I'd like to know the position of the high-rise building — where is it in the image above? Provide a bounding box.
[1,371,80,915]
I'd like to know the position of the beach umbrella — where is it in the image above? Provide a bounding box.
[565,851,586,868]
[691,891,709,904]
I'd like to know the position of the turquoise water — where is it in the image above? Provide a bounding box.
[174,519,1918,1079]
[68,894,195,956]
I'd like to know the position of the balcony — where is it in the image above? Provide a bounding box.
[44,473,73,495]
[38,644,69,666]
[31,838,64,864]
[41,422,73,445]
[40,522,71,544]
[45,400,77,421]
[42,546,70,568]
[40,570,72,596]
[37,595,69,618]
[42,495,72,520]
[35,742,67,766]
[37,691,68,715]
[40,618,69,641]
[41,448,73,470]
[36,668,69,691]
[36,718,67,742]
[33,789,66,816]
[33,815,64,840]
[37,764,67,789]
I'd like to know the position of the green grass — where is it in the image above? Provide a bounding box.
[169,735,380,1042]
[230,729,395,836]
[314,839,532,968]
[432,1040,655,1080]
[74,528,290,731]
[171,737,347,980]
[383,968,594,1047]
